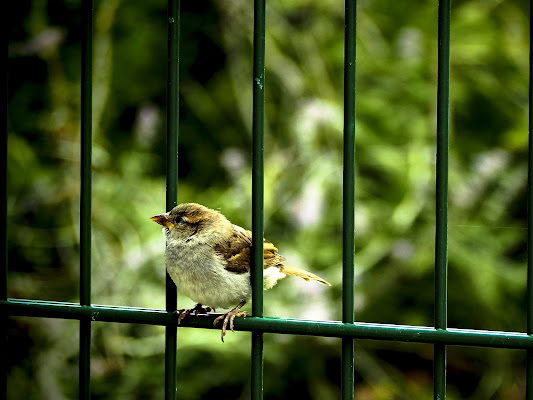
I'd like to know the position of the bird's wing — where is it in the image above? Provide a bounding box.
[214,225,285,274]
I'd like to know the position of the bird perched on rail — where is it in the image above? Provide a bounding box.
[151,203,331,342]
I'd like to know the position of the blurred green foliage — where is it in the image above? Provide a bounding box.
[6,0,531,398]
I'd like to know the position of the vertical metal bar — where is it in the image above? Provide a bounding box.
[166,1,180,399]
[1,3,6,303]
[251,0,265,398]
[434,0,450,398]
[79,1,93,399]
[251,0,266,319]
[342,0,357,398]
[527,6,533,398]
[251,332,263,400]
[1,12,8,399]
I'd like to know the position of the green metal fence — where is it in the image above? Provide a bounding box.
[2,0,533,399]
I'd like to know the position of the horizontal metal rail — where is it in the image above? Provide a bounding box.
[3,299,533,349]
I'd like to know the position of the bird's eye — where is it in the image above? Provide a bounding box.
[175,216,186,224]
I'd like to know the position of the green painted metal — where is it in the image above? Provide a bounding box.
[80,0,93,310]
[251,332,264,400]
[434,0,450,333]
[526,8,533,400]
[1,10,8,400]
[251,0,266,398]
[342,0,357,398]
[434,344,446,400]
[1,11,6,303]
[252,0,265,320]
[528,349,533,400]
[166,0,180,218]
[4,300,533,350]
[79,1,93,399]
[434,0,450,398]
[79,319,91,400]
[165,1,180,399]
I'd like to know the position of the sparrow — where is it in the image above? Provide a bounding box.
[151,203,331,342]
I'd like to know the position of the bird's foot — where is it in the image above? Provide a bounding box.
[213,300,247,342]
[176,303,214,325]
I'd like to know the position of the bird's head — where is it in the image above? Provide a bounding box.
[151,203,228,243]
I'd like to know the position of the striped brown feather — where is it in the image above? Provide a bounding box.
[214,227,285,273]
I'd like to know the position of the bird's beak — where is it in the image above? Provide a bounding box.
[150,213,175,228]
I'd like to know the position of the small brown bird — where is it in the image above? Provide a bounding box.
[151,203,330,341]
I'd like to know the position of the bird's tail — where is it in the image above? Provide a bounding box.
[279,265,331,286]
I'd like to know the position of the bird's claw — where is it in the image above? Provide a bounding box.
[213,301,247,342]
[175,304,214,325]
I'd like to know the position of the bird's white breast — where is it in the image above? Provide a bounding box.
[165,237,252,309]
